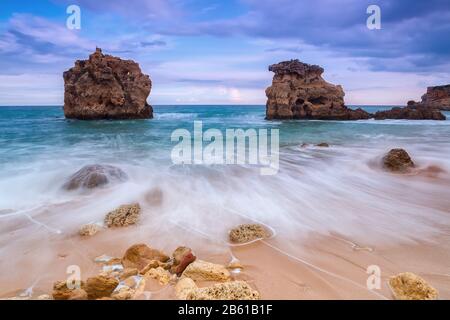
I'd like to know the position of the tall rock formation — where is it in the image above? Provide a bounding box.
[63,48,153,120]
[265,60,370,120]
[413,85,450,111]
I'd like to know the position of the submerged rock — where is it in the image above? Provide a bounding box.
[182,260,230,282]
[63,48,153,120]
[175,278,260,300]
[122,243,169,271]
[52,281,87,300]
[64,164,128,190]
[389,272,438,300]
[316,142,330,147]
[229,224,270,244]
[373,105,445,120]
[104,203,141,228]
[382,149,415,173]
[265,59,371,120]
[85,275,119,300]
[78,223,102,237]
[170,246,197,276]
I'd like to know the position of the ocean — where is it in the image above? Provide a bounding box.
[1,105,450,237]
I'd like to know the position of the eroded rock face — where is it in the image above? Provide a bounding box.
[389,272,438,300]
[85,275,119,299]
[182,260,230,282]
[64,164,128,190]
[229,224,270,244]
[265,60,371,120]
[175,278,260,300]
[374,105,446,120]
[416,85,450,111]
[104,203,141,228]
[383,149,415,173]
[52,281,87,300]
[64,48,153,120]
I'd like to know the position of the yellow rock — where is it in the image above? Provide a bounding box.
[229,224,270,244]
[78,223,101,236]
[145,267,172,285]
[175,278,260,300]
[104,203,141,228]
[389,272,438,300]
[182,260,230,282]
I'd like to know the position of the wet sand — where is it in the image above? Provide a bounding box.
[1,220,449,299]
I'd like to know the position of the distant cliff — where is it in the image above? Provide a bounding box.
[413,85,450,111]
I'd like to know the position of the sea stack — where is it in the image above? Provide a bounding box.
[63,48,153,120]
[265,59,370,120]
[409,85,450,111]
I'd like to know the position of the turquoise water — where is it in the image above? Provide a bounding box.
[1,105,450,242]
[1,105,449,167]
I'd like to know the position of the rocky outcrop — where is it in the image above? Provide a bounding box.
[389,272,438,300]
[412,85,450,111]
[229,224,270,244]
[63,48,153,120]
[104,203,141,228]
[374,105,446,120]
[382,149,415,173]
[265,60,371,120]
[64,164,128,190]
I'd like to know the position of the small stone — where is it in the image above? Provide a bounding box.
[122,243,169,271]
[229,224,270,244]
[52,281,87,300]
[175,278,260,300]
[104,203,141,228]
[111,286,134,300]
[144,267,172,285]
[140,260,170,274]
[37,294,52,300]
[78,223,102,237]
[316,142,329,147]
[389,272,438,300]
[383,149,415,173]
[182,260,230,282]
[85,275,119,300]
[175,277,198,300]
[119,268,138,281]
[171,246,196,276]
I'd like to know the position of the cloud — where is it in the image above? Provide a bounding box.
[158,0,450,73]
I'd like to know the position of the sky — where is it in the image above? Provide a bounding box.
[0,0,449,106]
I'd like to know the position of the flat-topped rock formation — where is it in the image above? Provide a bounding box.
[265,60,370,120]
[411,85,450,111]
[63,48,153,120]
